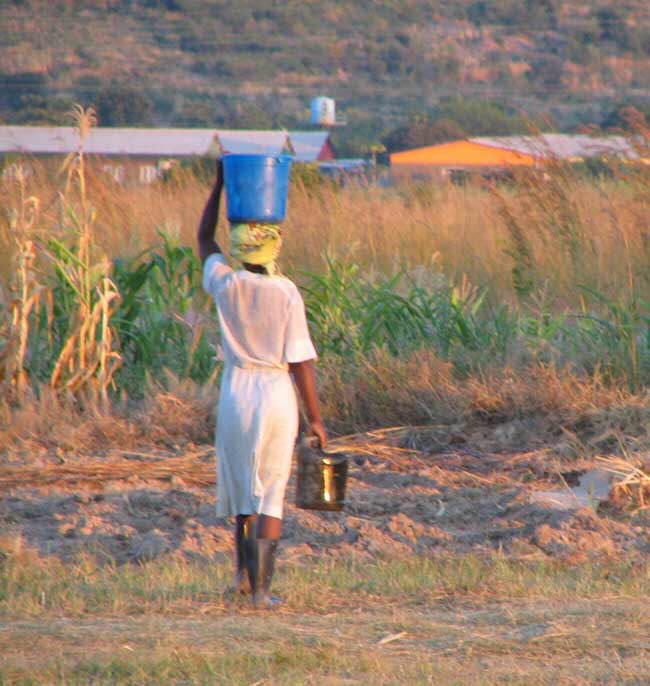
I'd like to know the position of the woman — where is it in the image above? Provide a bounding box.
[198,160,327,609]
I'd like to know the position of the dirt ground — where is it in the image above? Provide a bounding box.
[1,420,648,566]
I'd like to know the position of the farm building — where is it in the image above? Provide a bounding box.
[0,126,335,184]
[288,131,335,162]
[288,130,369,181]
[389,134,641,181]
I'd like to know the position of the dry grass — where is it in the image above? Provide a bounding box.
[1,600,648,684]
[318,349,649,439]
[0,375,217,457]
[2,348,648,462]
[598,455,650,509]
[3,157,649,305]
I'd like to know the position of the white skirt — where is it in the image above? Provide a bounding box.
[215,364,299,519]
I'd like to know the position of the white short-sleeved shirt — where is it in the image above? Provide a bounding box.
[203,253,316,369]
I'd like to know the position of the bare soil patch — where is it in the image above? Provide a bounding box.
[1,422,648,565]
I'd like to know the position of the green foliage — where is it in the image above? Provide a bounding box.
[8,237,650,403]
[10,94,74,125]
[527,56,565,90]
[18,234,650,398]
[436,98,533,136]
[383,99,535,152]
[574,288,650,391]
[602,103,650,131]
[300,255,650,387]
[329,112,387,158]
[1,0,649,142]
[466,0,558,28]
[110,231,215,389]
[0,72,47,111]
[302,257,507,362]
[95,83,153,127]
[220,101,274,129]
[26,228,214,396]
[383,113,466,152]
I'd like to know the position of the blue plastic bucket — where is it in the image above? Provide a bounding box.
[222,154,293,223]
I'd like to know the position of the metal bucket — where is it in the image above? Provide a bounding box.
[295,437,348,511]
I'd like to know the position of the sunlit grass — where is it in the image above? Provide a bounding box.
[1,540,648,620]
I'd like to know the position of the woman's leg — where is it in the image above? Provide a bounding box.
[256,514,282,540]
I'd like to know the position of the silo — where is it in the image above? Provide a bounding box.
[310,96,336,126]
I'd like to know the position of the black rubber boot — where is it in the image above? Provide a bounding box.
[224,518,252,597]
[233,519,252,594]
[245,538,281,609]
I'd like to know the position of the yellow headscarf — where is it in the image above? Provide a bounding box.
[230,223,282,275]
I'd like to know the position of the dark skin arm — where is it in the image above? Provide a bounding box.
[197,159,224,264]
[289,359,327,448]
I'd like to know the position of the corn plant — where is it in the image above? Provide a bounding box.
[0,167,49,403]
[46,105,123,406]
[110,230,217,391]
[571,288,650,390]
[0,240,50,403]
[301,254,650,389]
[302,256,506,361]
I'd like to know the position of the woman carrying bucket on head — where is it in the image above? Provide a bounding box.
[197,157,327,609]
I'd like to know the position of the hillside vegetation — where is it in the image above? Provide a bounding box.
[2,0,650,153]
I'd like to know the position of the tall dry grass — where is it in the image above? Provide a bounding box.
[3,156,648,306]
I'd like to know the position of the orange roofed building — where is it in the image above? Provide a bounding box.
[389,134,639,182]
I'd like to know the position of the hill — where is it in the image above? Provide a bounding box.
[1,0,650,154]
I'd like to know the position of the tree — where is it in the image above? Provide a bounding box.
[382,114,465,152]
[525,0,557,30]
[219,102,274,129]
[12,95,74,124]
[466,0,556,28]
[602,104,649,131]
[382,99,537,153]
[596,7,631,49]
[433,98,532,136]
[0,72,48,112]
[95,83,153,126]
[526,56,564,90]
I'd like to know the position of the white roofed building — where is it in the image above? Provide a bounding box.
[469,134,637,162]
[0,126,294,158]
[0,126,295,184]
[215,130,292,156]
[288,131,334,162]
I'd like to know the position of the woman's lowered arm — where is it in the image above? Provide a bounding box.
[289,359,327,448]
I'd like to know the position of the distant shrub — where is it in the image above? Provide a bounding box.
[382,100,534,153]
[95,84,153,126]
[0,72,48,112]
